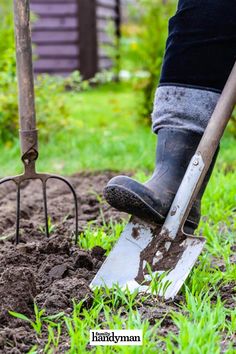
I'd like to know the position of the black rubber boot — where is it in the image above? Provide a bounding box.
[104,128,218,233]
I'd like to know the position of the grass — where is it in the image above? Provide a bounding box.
[0,82,155,176]
[1,81,235,352]
[162,291,234,354]
[1,81,235,176]
[78,220,125,255]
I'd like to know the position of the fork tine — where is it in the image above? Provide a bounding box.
[42,180,49,238]
[47,176,79,244]
[16,183,21,244]
[0,174,79,244]
[0,177,21,243]
[71,183,79,244]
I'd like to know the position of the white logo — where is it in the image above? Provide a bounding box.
[90,330,143,346]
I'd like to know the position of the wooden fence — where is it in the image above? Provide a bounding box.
[30,0,121,78]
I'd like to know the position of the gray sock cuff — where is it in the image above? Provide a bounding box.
[151,86,220,134]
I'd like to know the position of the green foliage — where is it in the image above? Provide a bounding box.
[9,303,45,336]
[44,323,62,353]
[145,264,172,297]
[161,291,233,354]
[0,3,69,144]
[102,21,121,78]
[93,284,144,311]
[54,293,161,353]
[78,221,125,254]
[0,72,71,144]
[227,109,236,139]
[10,304,64,352]
[10,282,235,353]
[0,4,115,145]
[0,1,18,143]
[38,216,56,235]
[0,2,15,73]
[120,0,176,119]
[0,81,234,176]
[34,75,69,141]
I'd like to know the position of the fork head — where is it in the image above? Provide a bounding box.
[0,154,79,245]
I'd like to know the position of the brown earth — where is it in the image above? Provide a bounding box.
[0,171,128,353]
[0,172,234,353]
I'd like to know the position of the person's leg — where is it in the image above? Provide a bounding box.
[104,0,236,232]
[153,0,236,133]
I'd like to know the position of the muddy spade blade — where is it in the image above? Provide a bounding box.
[90,217,205,299]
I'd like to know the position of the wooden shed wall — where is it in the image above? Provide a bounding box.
[30,0,121,78]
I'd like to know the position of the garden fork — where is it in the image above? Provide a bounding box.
[0,0,78,244]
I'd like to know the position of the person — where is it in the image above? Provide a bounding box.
[103,0,236,234]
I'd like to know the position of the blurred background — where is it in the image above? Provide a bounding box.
[0,0,235,176]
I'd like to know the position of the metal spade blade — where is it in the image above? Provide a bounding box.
[90,217,205,300]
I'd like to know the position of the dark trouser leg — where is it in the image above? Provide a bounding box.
[161,0,236,90]
[152,0,236,133]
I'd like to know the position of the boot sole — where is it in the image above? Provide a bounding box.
[104,184,165,224]
[104,184,198,234]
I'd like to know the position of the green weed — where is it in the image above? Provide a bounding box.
[78,221,125,254]
[9,303,45,336]
[145,264,172,298]
[38,217,56,236]
[160,291,233,354]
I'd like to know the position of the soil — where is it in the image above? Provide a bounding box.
[133,221,187,284]
[0,171,127,353]
[0,172,234,353]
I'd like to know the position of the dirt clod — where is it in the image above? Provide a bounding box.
[0,266,37,325]
[91,246,106,260]
[74,250,94,270]
[35,277,93,313]
[48,263,69,280]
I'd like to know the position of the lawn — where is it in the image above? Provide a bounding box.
[0,82,235,353]
[0,82,155,176]
[1,81,235,175]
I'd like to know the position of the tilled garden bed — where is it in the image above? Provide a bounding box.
[0,172,234,353]
[0,172,126,352]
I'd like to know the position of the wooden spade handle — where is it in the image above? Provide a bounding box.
[189,62,236,220]
[198,62,236,167]
[164,62,236,238]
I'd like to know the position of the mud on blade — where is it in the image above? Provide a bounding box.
[90,217,205,299]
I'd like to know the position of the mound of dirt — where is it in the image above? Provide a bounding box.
[0,172,128,353]
[0,236,95,325]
